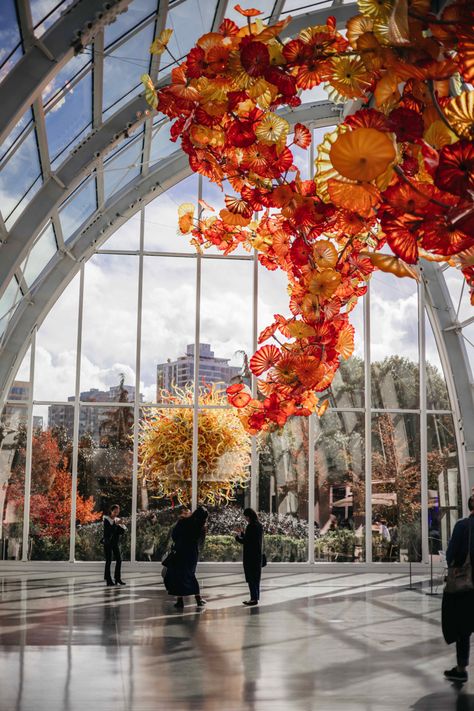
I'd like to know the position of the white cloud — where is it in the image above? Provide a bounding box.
[370,272,419,363]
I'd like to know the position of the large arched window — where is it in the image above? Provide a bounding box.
[0,158,465,564]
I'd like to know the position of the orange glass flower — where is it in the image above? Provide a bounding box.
[330,128,396,182]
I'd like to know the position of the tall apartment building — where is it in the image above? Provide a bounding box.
[156,343,241,399]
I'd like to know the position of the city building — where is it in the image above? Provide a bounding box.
[48,384,138,440]
[156,343,241,399]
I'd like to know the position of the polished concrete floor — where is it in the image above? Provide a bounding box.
[0,569,473,711]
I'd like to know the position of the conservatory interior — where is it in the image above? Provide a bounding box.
[0,0,473,709]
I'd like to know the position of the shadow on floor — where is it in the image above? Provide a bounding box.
[412,688,474,710]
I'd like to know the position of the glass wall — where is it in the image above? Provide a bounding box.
[0,168,465,563]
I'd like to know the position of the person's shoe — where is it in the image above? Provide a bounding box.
[174,599,184,610]
[115,580,126,586]
[195,598,207,607]
[444,667,468,682]
[242,600,258,606]
[106,580,115,587]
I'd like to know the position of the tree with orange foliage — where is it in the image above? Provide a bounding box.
[10,428,101,542]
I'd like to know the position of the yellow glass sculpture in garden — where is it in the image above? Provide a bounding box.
[138,383,251,505]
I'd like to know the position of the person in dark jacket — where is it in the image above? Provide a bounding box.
[164,506,208,609]
[235,508,264,606]
[442,495,474,683]
[103,504,127,586]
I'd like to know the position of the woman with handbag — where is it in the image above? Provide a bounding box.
[442,495,474,682]
[103,504,127,586]
[234,508,264,606]
[163,506,208,609]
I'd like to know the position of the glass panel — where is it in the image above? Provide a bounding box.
[0,0,22,79]
[144,174,198,253]
[45,71,92,166]
[103,136,143,202]
[142,256,196,402]
[462,322,474,378]
[59,177,97,243]
[290,136,311,179]
[0,45,22,83]
[34,273,80,402]
[326,297,364,408]
[149,120,176,165]
[258,260,293,328]
[75,405,133,560]
[282,0,334,15]
[136,406,186,561]
[32,0,76,36]
[371,273,419,409]
[427,413,461,560]
[0,277,21,321]
[444,267,472,324]
[200,258,253,381]
[0,109,32,164]
[81,255,138,400]
[199,406,251,562]
[314,411,365,561]
[42,54,90,107]
[5,175,43,230]
[425,310,450,410]
[0,406,28,560]
[7,372,31,403]
[301,84,330,104]
[28,405,76,560]
[22,222,57,287]
[162,0,217,70]
[257,416,309,561]
[372,413,421,562]
[105,0,157,47]
[0,129,42,224]
[100,212,141,251]
[103,23,155,114]
[8,346,31,386]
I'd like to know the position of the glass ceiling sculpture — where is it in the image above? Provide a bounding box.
[140,1,474,433]
[0,0,472,420]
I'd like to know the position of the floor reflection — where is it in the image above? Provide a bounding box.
[0,570,469,710]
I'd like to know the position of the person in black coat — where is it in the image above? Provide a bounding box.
[103,504,127,586]
[235,508,264,606]
[164,506,208,609]
[442,495,474,683]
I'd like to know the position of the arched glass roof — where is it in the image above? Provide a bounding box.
[0,0,472,473]
[0,0,356,343]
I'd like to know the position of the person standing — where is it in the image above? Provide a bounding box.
[164,506,208,609]
[235,508,264,606]
[103,504,127,587]
[442,495,474,682]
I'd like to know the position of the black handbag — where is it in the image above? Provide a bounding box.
[445,520,474,594]
[262,553,267,568]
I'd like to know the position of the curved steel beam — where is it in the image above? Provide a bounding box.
[422,261,474,491]
[0,0,131,143]
[0,0,132,146]
[0,3,355,300]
